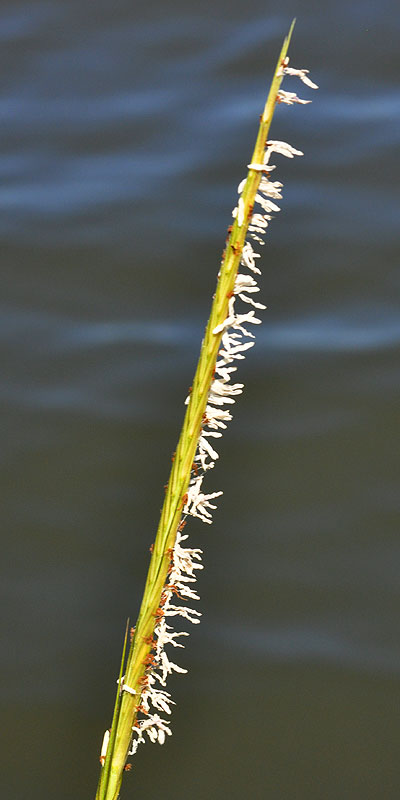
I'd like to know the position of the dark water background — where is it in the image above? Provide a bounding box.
[1,1,400,797]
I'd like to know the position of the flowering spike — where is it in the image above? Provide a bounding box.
[95,24,317,800]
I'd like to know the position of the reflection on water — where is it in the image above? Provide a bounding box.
[1,1,400,798]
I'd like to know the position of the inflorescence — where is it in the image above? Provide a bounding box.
[119,56,318,759]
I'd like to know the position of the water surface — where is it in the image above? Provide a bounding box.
[1,1,400,798]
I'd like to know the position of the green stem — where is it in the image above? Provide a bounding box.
[95,20,295,800]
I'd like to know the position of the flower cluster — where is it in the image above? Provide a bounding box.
[128,526,203,754]
[182,59,318,526]
[127,58,317,758]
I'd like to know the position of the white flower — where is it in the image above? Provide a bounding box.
[172,532,203,576]
[234,273,260,292]
[183,473,223,522]
[234,274,267,310]
[138,714,172,745]
[255,194,280,213]
[157,650,189,685]
[129,738,141,755]
[283,66,319,89]
[205,405,232,429]
[265,140,304,158]
[277,90,311,105]
[197,439,217,471]
[172,581,200,601]
[99,729,110,766]
[155,617,189,650]
[150,692,174,715]
[212,300,263,335]
[164,605,202,624]
[258,179,283,198]
[249,233,265,245]
[211,378,244,397]
[143,681,175,714]
[247,162,276,172]
[241,242,262,274]
[249,213,269,229]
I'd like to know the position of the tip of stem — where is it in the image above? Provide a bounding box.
[286,19,296,46]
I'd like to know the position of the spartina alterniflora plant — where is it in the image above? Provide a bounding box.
[95,21,317,800]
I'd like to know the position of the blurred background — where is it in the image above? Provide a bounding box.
[1,0,400,797]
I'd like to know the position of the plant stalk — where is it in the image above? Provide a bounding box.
[95,20,295,800]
